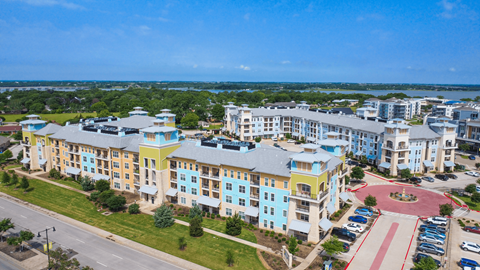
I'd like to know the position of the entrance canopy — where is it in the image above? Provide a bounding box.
[39,159,47,166]
[289,220,311,234]
[378,162,391,169]
[92,174,110,181]
[444,161,455,167]
[245,206,259,217]
[339,192,350,202]
[423,160,434,168]
[319,217,333,231]
[20,158,30,164]
[197,196,221,208]
[397,164,409,170]
[66,167,81,175]
[165,188,178,197]
[139,185,157,195]
[327,202,336,214]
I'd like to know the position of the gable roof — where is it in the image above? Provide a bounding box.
[34,123,62,136]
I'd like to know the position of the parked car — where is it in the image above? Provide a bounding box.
[435,174,449,181]
[273,143,280,147]
[331,227,356,241]
[469,155,476,160]
[294,141,301,145]
[466,171,480,177]
[418,233,444,245]
[413,253,441,267]
[354,208,373,217]
[424,229,446,239]
[461,241,480,253]
[343,242,350,252]
[358,164,367,168]
[348,215,368,224]
[422,176,435,182]
[342,223,364,233]
[409,177,422,184]
[417,243,445,256]
[427,216,448,226]
[272,137,278,141]
[465,226,480,234]
[287,139,295,143]
[446,174,458,179]
[419,224,447,234]
[459,258,480,268]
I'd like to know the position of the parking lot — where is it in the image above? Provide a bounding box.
[419,172,479,192]
[450,219,480,269]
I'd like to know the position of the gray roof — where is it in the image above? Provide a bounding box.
[19,119,46,125]
[0,136,9,145]
[107,115,156,129]
[168,141,293,177]
[34,123,62,136]
[49,126,142,152]
[409,125,441,139]
[317,139,349,147]
[141,126,176,133]
[290,152,331,163]
[454,106,478,111]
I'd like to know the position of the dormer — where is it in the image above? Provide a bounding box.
[239,104,251,116]
[290,144,330,175]
[296,101,310,111]
[318,133,349,156]
[430,120,457,135]
[129,107,148,117]
[141,125,178,145]
[155,109,176,127]
[20,115,47,132]
[384,122,411,136]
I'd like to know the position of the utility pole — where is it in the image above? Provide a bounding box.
[37,226,56,270]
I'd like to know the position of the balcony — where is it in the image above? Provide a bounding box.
[170,164,177,170]
[21,141,31,146]
[295,205,310,213]
[171,177,177,183]
[250,180,260,187]
[133,170,139,175]
[96,154,108,160]
[250,193,259,200]
[68,147,79,154]
[339,168,348,177]
[133,158,139,164]
[202,184,209,190]
[212,186,220,192]
[134,181,140,186]
[444,143,458,149]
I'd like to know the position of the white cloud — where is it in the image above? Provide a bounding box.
[236,65,251,70]
[437,0,478,20]
[244,13,250,21]
[407,66,412,69]
[243,66,251,70]
[305,2,314,12]
[281,60,291,64]
[193,64,198,68]
[158,17,170,22]
[449,67,456,72]
[220,66,224,69]
[13,0,85,10]
[137,25,151,35]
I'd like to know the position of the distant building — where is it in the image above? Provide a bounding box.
[331,99,359,106]
[0,125,21,135]
[432,104,459,117]
[453,106,479,121]
[0,136,10,153]
[264,101,296,108]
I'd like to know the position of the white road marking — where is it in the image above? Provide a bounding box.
[20,215,27,218]
[112,254,123,259]
[97,261,107,267]
[76,239,85,243]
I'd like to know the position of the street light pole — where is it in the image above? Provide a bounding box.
[37,226,55,270]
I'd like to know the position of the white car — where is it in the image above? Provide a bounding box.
[466,171,480,177]
[461,241,480,253]
[427,216,448,226]
[342,223,364,233]
[272,137,278,141]
[287,139,295,143]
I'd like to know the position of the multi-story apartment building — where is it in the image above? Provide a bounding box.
[20,108,350,243]
[363,98,421,120]
[432,104,459,117]
[453,106,479,121]
[225,103,457,175]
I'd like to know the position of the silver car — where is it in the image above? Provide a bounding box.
[418,233,444,245]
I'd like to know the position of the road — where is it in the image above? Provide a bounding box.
[0,197,182,270]
[0,256,23,270]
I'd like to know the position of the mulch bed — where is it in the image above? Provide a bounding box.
[114,190,139,204]
[252,229,314,259]
[329,204,352,222]
[0,241,37,262]
[260,251,301,270]
[307,255,348,270]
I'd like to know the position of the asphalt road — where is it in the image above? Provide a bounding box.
[0,256,22,270]
[0,197,183,270]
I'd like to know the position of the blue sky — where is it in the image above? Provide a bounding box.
[0,0,479,83]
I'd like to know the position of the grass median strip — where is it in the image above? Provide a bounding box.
[0,178,265,270]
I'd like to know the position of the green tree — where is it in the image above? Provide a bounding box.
[48,247,93,270]
[97,109,111,118]
[287,237,299,255]
[437,95,444,99]
[128,203,140,214]
[226,212,242,236]
[1,172,11,185]
[153,204,175,228]
[459,144,471,152]
[472,192,480,203]
[188,205,203,222]
[178,236,187,250]
[321,235,344,260]
[7,230,34,252]
[255,137,261,143]
[466,184,477,194]
[211,104,225,121]
[400,169,412,180]
[98,190,115,204]
[350,166,365,180]
[95,179,110,192]
[439,203,454,216]
[0,218,15,242]
[19,176,29,192]
[364,194,377,208]
[48,168,61,179]
[16,150,23,162]
[413,256,439,270]
[30,103,45,113]
[476,163,480,169]
[360,155,368,164]
[226,250,235,267]
[13,131,23,141]
[1,150,13,160]
[106,195,126,211]
[189,216,204,237]
[285,133,292,139]
[181,113,200,128]
[80,176,94,191]
[10,173,18,188]
[90,101,108,112]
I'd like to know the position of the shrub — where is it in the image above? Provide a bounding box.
[207,212,211,218]
[95,180,110,192]
[153,204,175,228]
[128,203,140,214]
[202,211,206,217]
[308,243,312,247]
[48,168,61,179]
[278,239,282,243]
[278,233,283,237]
[216,214,220,218]
[222,217,226,220]
[275,236,278,239]
[260,229,263,233]
[189,205,203,222]
[226,213,242,236]
[170,204,174,208]
[282,237,286,241]
[65,177,74,182]
[98,190,115,204]
[270,234,274,237]
[211,214,215,219]
[80,176,95,191]
[334,212,340,217]
[189,216,204,237]
[298,240,303,245]
[178,236,187,250]
[90,191,101,201]
[226,250,235,267]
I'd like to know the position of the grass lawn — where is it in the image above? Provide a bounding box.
[175,216,257,243]
[48,178,83,190]
[4,164,23,170]
[453,192,480,210]
[206,124,224,130]
[3,113,120,123]
[461,155,469,159]
[0,178,265,270]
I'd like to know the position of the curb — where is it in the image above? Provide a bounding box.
[401,218,420,270]
[364,172,415,187]
[444,192,469,208]
[348,183,369,192]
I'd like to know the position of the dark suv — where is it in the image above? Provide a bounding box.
[413,253,441,267]
[331,227,356,241]
[409,177,422,184]
[446,174,458,179]
[435,174,448,181]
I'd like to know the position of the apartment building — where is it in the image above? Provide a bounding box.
[20,109,349,243]
[363,98,421,120]
[224,103,457,175]
[432,104,459,117]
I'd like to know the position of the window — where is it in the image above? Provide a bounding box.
[124,152,129,159]
[180,174,186,181]
[83,156,87,162]
[226,208,232,216]
[244,173,248,181]
[83,166,87,171]
[113,162,119,168]
[192,188,197,195]
[165,132,171,141]
[181,197,186,204]
[151,159,156,169]
[264,192,268,200]
[192,200,197,206]
[224,169,227,177]
[178,162,181,169]
[283,210,287,217]
[184,162,186,169]
[114,182,120,189]
[239,211,245,220]
[226,195,232,203]
[264,219,267,228]
[91,168,95,173]
[271,193,275,202]
[270,221,274,229]
[237,171,241,179]
[230,170,234,178]
[191,176,197,183]
[181,185,186,192]
[283,224,287,231]
[270,207,275,215]
[264,177,269,186]
[239,198,245,206]
[147,133,156,142]
[125,173,130,180]
[300,214,309,222]
[271,179,275,188]
[144,158,149,168]
[226,182,232,191]
[284,181,288,189]
[90,157,94,163]
[125,163,129,169]
[114,172,120,179]
[190,163,192,170]
[126,184,130,190]
[112,151,119,158]
[195,164,198,171]
[283,196,288,203]
[239,185,246,194]
[264,206,268,214]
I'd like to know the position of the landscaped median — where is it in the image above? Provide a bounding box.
[0,176,266,270]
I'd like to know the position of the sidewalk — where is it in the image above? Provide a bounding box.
[13,169,90,196]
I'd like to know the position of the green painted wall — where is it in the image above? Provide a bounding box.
[166,122,175,128]
[139,144,181,170]
[160,144,180,170]
[290,173,319,194]
[23,131,36,146]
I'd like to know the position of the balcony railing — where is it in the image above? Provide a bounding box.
[212,187,220,192]
[250,180,260,186]
[134,182,140,186]
[339,169,348,176]
[444,143,458,149]
[170,165,177,170]
[202,184,209,189]
[133,158,139,163]
[290,190,317,200]
[250,194,259,199]
[171,178,177,183]
[296,205,310,213]
[96,154,108,159]
[21,141,31,146]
